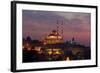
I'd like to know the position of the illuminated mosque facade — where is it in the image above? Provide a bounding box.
[44,30,62,44]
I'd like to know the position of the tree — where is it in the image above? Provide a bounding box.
[26,36,32,43]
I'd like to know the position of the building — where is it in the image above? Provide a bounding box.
[44,30,62,44]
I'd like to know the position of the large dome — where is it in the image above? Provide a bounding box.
[45,30,62,44]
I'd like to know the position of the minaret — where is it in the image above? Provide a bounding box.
[61,20,63,41]
[72,37,75,44]
[57,20,59,34]
[57,20,59,40]
[72,37,75,42]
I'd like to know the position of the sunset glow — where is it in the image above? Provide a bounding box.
[23,10,91,46]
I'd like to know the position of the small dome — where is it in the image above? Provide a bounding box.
[48,30,59,36]
[46,30,62,40]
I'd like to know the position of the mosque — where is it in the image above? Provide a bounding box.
[42,21,77,60]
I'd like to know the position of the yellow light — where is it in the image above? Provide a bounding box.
[27,47,31,51]
[58,36,62,39]
[66,57,70,61]
[47,36,57,39]
[55,51,61,55]
[34,47,41,52]
[43,42,47,45]
[48,51,52,55]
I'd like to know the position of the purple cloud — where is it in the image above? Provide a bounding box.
[22,10,91,46]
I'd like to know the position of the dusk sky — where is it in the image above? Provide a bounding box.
[22,10,91,46]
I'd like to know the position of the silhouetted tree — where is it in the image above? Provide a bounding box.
[26,36,32,43]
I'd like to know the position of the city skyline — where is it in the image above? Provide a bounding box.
[22,10,91,46]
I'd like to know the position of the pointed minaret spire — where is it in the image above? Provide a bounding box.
[57,20,59,34]
[57,20,59,40]
[57,19,58,24]
[61,20,64,40]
